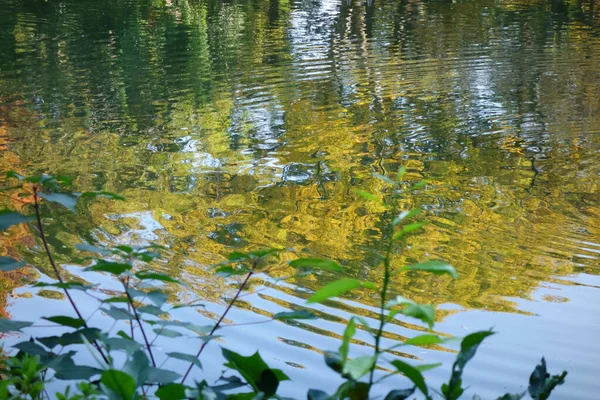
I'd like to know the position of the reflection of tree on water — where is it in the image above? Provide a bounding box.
[0,0,597,347]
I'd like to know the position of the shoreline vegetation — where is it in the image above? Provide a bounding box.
[0,171,566,399]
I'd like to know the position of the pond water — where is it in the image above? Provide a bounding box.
[0,0,599,397]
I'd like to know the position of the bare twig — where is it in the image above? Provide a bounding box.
[32,186,110,364]
[122,279,157,368]
[180,261,257,384]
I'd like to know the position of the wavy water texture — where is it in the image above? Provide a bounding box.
[0,0,599,397]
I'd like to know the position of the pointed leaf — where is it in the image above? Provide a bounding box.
[308,389,331,400]
[401,304,436,329]
[289,258,342,272]
[397,166,406,181]
[273,310,316,321]
[373,173,396,185]
[343,355,376,380]
[215,266,249,278]
[0,210,33,230]
[135,271,180,283]
[146,367,181,384]
[39,192,77,211]
[339,318,356,361]
[401,261,458,279]
[354,189,381,203]
[0,319,32,332]
[307,279,368,304]
[85,260,131,275]
[103,306,135,320]
[393,222,425,240]
[392,209,421,226]
[101,370,136,400]
[405,334,445,346]
[167,352,202,369]
[156,384,187,400]
[43,316,85,329]
[153,327,183,338]
[0,256,26,271]
[391,359,428,397]
[80,191,125,201]
[384,388,416,400]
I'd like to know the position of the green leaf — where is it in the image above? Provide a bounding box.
[215,266,250,278]
[38,192,77,211]
[123,349,150,385]
[324,351,344,374]
[307,279,367,304]
[392,209,421,226]
[528,358,567,400]
[79,191,125,201]
[248,248,281,258]
[101,370,136,400]
[135,271,180,283]
[137,305,166,316]
[0,210,33,230]
[6,171,24,180]
[397,166,406,181]
[391,359,428,397]
[146,290,168,307]
[146,367,181,384]
[416,363,442,372]
[0,318,33,332]
[51,356,101,380]
[405,334,445,346]
[222,349,288,392]
[339,318,356,361]
[354,189,381,203]
[372,173,397,185]
[443,330,495,400]
[497,394,526,400]
[0,256,26,271]
[33,281,93,291]
[401,304,436,329]
[343,355,376,380]
[308,389,331,400]
[102,306,135,320]
[401,261,458,279]
[43,316,85,329]
[228,251,249,261]
[156,384,187,400]
[37,328,101,349]
[85,260,131,275]
[102,338,142,354]
[115,245,133,254]
[408,180,429,191]
[384,388,416,400]
[14,341,50,356]
[289,258,342,272]
[75,243,112,255]
[393,222,425,240]
[257,369,279,397]
[273,310,316,321]
[153,327,183,338]
[167,352,202,369]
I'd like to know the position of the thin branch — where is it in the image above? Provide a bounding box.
[180,262,257,384]
[32,186,110,365]
[122,279,156,367]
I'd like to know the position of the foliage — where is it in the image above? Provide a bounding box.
[0,172,567,399]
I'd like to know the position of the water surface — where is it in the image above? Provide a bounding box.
[0,0,599,397]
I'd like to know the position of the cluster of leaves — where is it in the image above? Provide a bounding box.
[0,171,567,399]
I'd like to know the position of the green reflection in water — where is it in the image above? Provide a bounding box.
[0,0,599,394]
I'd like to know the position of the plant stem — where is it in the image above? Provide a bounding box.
[122,280,156,368]
[368,204,396,391]
[180,262,257,384]
[32,186,110,365]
